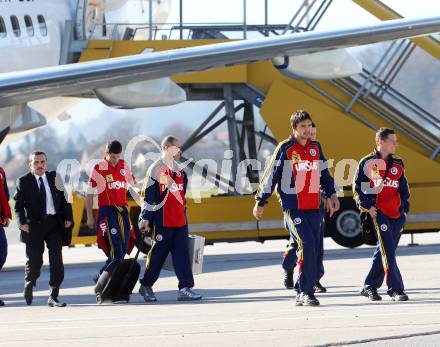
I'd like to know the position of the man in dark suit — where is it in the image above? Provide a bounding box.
[14,152,73,307]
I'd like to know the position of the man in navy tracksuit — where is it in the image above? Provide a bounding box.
[282,199,326,292]
[0,167,11,307]
[138,135,201,302]
[254,110,340,306]
[353,127,410,302]
[282,122,326,293]
[87,140,137,284]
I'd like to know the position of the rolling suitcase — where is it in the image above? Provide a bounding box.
[163,234,205,275]
[94,247,141,304]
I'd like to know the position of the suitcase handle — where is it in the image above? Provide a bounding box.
[195,249,199,264]
[133,229,149,261]
[133,245,141,261]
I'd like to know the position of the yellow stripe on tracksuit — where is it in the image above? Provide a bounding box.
[352,166,370,213]
[353,190,370,213]
[352,157,388,269]
[116,207,126,243]
[373,219,389,271]
[255,139,289,199]
[141,162,160,271]
[285,238,295,253]
[286,210,304,262]
[104,220,115,259]
[140,163,156,207]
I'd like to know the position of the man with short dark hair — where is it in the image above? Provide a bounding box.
[87,140,136,283]
[138,135,202,302]
[14,151,73,307]
[254,110,339,306]
[281,122,327,293]
[354,127,410,302]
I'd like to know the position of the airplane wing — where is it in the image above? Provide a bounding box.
[0,16,439,108]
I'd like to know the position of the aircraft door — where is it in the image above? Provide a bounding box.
[75,0,106,40]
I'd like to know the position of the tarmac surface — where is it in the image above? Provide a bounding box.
[1,226,439,347]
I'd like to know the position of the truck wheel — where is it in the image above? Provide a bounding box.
[327,199,364,248]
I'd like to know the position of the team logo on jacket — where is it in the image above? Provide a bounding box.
[295,161,318,172]
[383,177,398,188]
[108,181,126,190]
[99,222,107,235]
[294,218,302,225]
[105,174,114,182]
[120,169,126,176]
[373,177,398,189]
[169,183,184,193]
[291,151,301,164]
[110,228,118,235]
[309,149,316,157]
[380,224,388,231]
[370,164,381,179]
[156,234,163,242]
[159,174,168,185]
[390,167,398,175]
[176,171,181,177]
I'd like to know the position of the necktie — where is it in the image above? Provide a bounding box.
[39,177,47,216]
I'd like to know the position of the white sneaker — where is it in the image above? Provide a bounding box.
[177,287,202,301]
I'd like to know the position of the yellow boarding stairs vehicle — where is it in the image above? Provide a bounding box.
[69,0,440,250]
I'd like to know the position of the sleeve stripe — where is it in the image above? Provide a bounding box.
[141,160,159,204]
[353,190,370,212]
[352,159,372,213]
[255,139,289,198]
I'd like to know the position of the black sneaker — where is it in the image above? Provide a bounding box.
[139,285,157,302]
[283,269,294,289]
[301,292,320,306]
[24,283,33,306]
[0,299,4,306]
[390,289,409,301]
[313,281,327,293]
[360,286,382,301]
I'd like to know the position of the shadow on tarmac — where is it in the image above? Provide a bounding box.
[1,244,440,306]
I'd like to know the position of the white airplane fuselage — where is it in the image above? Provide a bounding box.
[0,0,72,73]
[0,0,362,144]
[0,0,74,143]
[0,0,178,144]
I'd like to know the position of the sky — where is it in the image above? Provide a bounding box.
[166,0,440,27]
[14,0,440,144]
